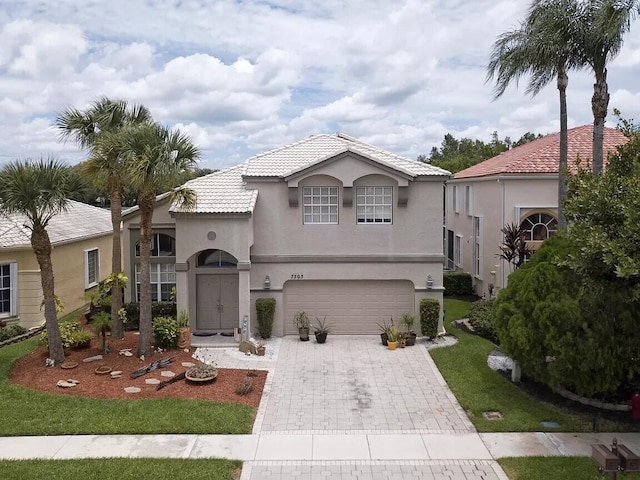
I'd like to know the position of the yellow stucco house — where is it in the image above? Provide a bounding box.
[0,200,112,329]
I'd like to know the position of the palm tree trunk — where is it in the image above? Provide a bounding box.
[557,69,568,230]
[109,190,124,339]
[591,68,609,175]
[31,225,65,363]
[136,193,155,358]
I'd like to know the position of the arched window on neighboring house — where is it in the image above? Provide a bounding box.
[520,213,558,242]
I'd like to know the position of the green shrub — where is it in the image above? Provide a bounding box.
[443,272,473,296]
[152,316,178,349]
[255,298,276,339]
[39,320,92,348]
[420,298,440,339]
[0,325,27,342]
[122,302,177,331]
[467,299,497,343]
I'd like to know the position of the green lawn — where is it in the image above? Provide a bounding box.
[431,298,634,432]
[0,458,241,480]
[499,456,640,480]
[0,331,255,436]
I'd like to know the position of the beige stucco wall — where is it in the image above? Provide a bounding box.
[445,174,558,297]
[0,233,112,329]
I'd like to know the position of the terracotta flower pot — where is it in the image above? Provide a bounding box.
[387,341,398,350]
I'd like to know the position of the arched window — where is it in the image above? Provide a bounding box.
[520,213,558,241]
[135,233,175,257]
[197,249,238,267]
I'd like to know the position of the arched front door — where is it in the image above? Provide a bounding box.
[195,249,239,332]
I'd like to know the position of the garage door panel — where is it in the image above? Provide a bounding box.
[283,280,414,335]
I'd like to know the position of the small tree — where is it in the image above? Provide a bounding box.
[255,298,276,339]
[498,223,533,271]
[419,299,440,339]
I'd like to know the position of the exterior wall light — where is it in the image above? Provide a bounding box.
[264,275,271,290]
[427,274,433,289]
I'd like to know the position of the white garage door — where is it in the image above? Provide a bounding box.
[283,280,414,335]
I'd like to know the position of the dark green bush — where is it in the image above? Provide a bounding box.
[0,325,27,342]
[152,316,178,349]
[443,272,473,296]
[467,299,497,343]
[255,298,276,339]
[420,298,440,339]
[122,302,177,331]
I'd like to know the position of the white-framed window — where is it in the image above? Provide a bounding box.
[356,186,393,224]
[452,185,459,214]
[465,185,473,216]
[84,248,100,289]
[135,263,175,302]
[0,263,18,317]
[472,216,483,278]
[520,213,558,241]
[302,186,338,224]
[454,234,463,267]
[135,233,176,257]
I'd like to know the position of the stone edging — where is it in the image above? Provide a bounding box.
[0,325,45,349]
[555,386,630,412]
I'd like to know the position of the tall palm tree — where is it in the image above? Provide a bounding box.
[56,97,151,339]
[487,0,581,230]
[575,0,638,174]
[0,159,84,363]
[100,122,199,358]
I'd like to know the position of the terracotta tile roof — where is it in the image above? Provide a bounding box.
[0,200,111,249]
[453,125,628,179]
[243,133,450,178]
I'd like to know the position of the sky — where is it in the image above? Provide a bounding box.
[1,0,640,171]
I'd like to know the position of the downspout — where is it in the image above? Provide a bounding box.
[498,177,506,290]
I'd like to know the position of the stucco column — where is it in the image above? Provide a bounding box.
[238,269,251,334]
[175,264,189,327]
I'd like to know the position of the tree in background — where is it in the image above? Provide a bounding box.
[98,122,200,358]
[0,159,85,364]
[56,98,151,339]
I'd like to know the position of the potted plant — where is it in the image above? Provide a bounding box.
[294,311,311,341]
[376,318,393,346]
[314,316,331,344]
[387,325,399,350]
[401,313,417,346]
[177,309,190,349]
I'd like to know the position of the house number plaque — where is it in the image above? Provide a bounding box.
[290,274,304,279]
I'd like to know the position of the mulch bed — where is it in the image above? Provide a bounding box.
[9,331,267,408]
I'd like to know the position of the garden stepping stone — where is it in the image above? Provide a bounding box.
[145,378,160,385]
[56,380,77,388]
[182,362,195,368]
[67,379,80,385]
[110,371,123,379]
[82,355,103,363]
[119,349,133,357]
[124,387,141,394]
[161,371,175,378]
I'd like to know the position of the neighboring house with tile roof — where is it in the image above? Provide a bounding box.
[122,133,450,336]
[445,125,627,298]
[0,201,112,329]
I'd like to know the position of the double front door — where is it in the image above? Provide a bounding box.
[196,274,239,331]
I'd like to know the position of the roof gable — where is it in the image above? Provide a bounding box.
[454,125,628,179]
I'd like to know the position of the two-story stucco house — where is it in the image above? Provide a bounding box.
[122,133,450,336]
[0,200,112,329]
[445,125,627,298]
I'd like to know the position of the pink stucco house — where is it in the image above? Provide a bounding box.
[445,125,627,298]
[122,133,450,336]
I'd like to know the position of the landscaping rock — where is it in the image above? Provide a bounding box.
[82,355,103,363]
[124,387,141,394]
[145,378,160,385]
[56,380,77,388]
[161,371,175,378]
[181,362,195,368]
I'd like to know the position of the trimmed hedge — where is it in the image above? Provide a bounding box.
[420,298,440,339]
[255,298,276,339]
[0,325,27,343]
[467,299,497,343]
[443,272,473,296]
[122,302,177,331]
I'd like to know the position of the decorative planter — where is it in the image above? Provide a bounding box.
[185,371,218,383]
[299,327,310,342]
[405,333,417,346]
[257,346,266,356]
[95,365,112,375]
[387,341,398,350]
[177,327,191,349]
[380,332,388,346]
[315,332,328,344]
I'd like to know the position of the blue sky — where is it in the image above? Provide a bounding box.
[1,0,640,170]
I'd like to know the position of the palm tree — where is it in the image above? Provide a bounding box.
[487,0,582,230]
[100,122,199,357]
[0,158,84,363]
[574,0,639,174]
[56,97,151,339]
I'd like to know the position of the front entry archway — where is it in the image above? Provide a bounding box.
[196,274,239,332]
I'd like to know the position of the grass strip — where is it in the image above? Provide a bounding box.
[499,456,640,480]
